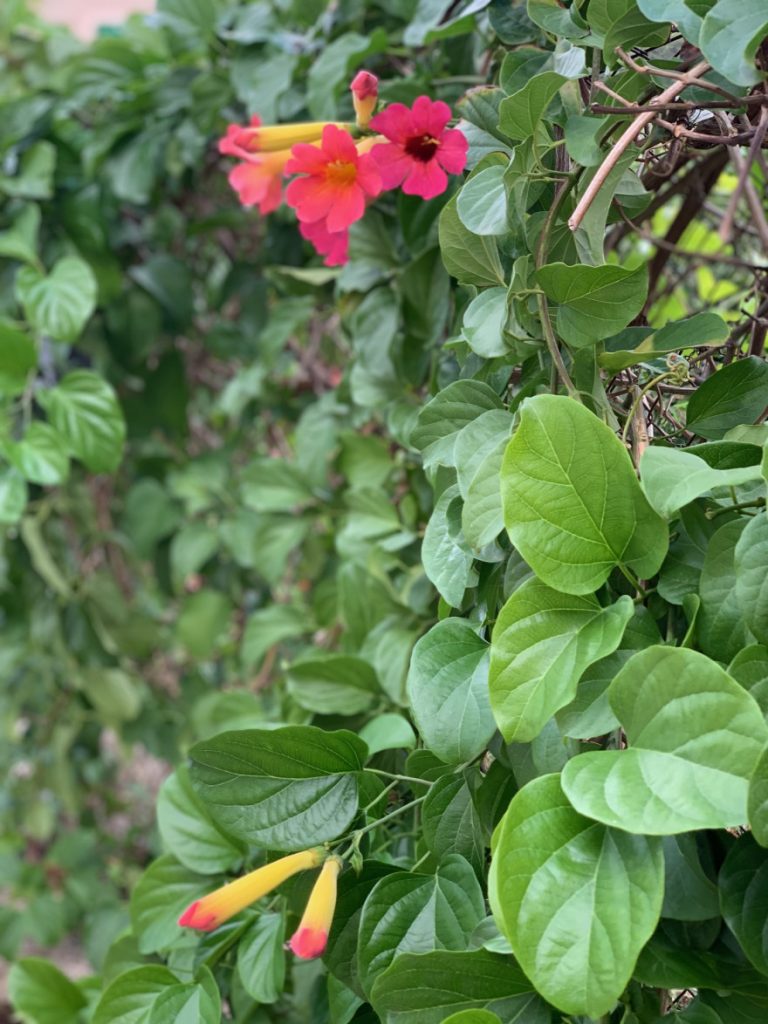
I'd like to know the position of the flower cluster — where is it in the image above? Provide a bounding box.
[218,71,468,266]
[178,847,342,960]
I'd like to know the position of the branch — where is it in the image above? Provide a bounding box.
[569,61,711,231]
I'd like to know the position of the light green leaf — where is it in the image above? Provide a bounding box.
[0,141,56,199]
[412,381,504,469]
[562,645,768,833]
[489,578,633,742]
[0,204,41,266]
[490,773,663,1018]
[455,409,513,498]
[241,604,308,669]
[441,1013,502,1024]
[463,435,508,550]
[130,855,206,954]
[735,513,768,647]
[16,256,97,343]
[0,467,27,524]
[498,72,566,140]
[157,766,245,875]
[148,980,220,1024]
[422,484,477,607]
[237,910,286,1003]
[637,0,705,43]
[599,312,729,371]
[640,446,762,519]
[700,0,768,86]
[8,421,69,485]
[358,856,485,994]
[8,958,87,1024]
[0,321,36,395]
[286,653,380,715]
[37,370,125,473]
[358,714,416,755]
[461,289,510,359]
[456,167,509,236]
[748,746,768,847]
[439,197,506,287]
[189,726,366,850]
[501,394,668,594]
[93,966,178,1024]
[369,949,542,1024]
[686,357,768,439]
[157,0,217,36]
[719,835,768,976]
[407,618,495,764]
[536,262,648,347]
[698,519,754,663]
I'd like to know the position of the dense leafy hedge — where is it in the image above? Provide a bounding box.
[3,0,768,1021]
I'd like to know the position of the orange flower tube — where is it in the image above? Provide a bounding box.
[288,855,342,959]
[178,848,324,932]
[219,116,352,157]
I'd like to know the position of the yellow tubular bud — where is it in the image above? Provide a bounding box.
[355,134,386,155]
[178,848,324,932]
[288,856,342,959]
[254,122,352,151]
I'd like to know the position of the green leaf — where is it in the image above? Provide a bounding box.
[0,467,27,524]
[735,513,768,647]
[189,726,366,850]
[422,772,485,872]
[438,196,506,287]
[0,321,36,395]
[698,519,754,664]
[286,653,380,715]
[369,949,542,1024]
[637,0,705,43]
[307,31,387,119]
[148,979,220,1024]
[241,604,308,669]
[489,773,663,1018]
[536,262,648,347]
[749,746,768,847]
[237,910,286,1003]
[561,645,768,833]
[93,966,178,1024]
[8,958,87,1024]
[16,256,97,342]
[37,370,125,473]
[441,1013,502,1024]
[412,380,503,469]
[130,854,206,954]
[0,204,41,266]
[9,421,69,485]
[407,618,495,764]
[730,645,768,716]
[461,289,510,359]
[489,577,633,742]
[700,0,768,87]
[240,458,314,512]
[157,0,217,37]
[422,484,477,607]
[498,72,566,140]
[358,714,416,755]
[175,590,232,659]
[456,167,509,236]
[157,766,245,875]
[686,357,768,439]
[501,394,668,594]
[662,834,720,921]
[358,855,485,994]
[463,435,508,549]
[0,141,56,199]
[640,446,762,519]
[79,667,142,723]
[719,835,768,976]
[599,312,730,371]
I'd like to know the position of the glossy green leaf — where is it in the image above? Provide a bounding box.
[438,196,505,287]
[130,855,206,954]
[157,766,245,875]
[562,646,768,833]
[92,966,178,1024]
[0,467,28,524]
[735,513,768,646]
[236,910,286,1003]
[686,357,768,439]
[700,0,768,86]
[441,1012,502,1024]
[498,72,566,140]
[489,774,663,1017]
[729,645,768,716]
[369,949,543,1024]
[698,519,754,663]
[455,410,513,499]
[37,370,125,473]
[358,855,485,993]
[8,958,87,1024]
[0,321,36,394]
[16,255,97,342]
[640,446,762,519]
[456,167,509,236]
[662,834,720,921]
[536,262,648,348]
[599,312,729,371]
[501,395,668,594]
[749,747,768,847]
[188,726,366,850]
[720,835,768,976]
[422,772,485,872]
[148,980,220,1024]
[461,290,510,359]
[422,484,477,608]
[489,577,633,742]
[637,0,704,42]
[463,435,508,549]
[8,421,69,486]
[407,618,494,764]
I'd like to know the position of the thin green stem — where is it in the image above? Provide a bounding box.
[410,850,432,871]
[707,497,766,519]
[363,779,398,813]
[618,562,648,598]
[365,767,433,787]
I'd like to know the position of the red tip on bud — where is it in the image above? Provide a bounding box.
[350,70,378,99]
[288,927,329,960]
[177,900,219,932]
